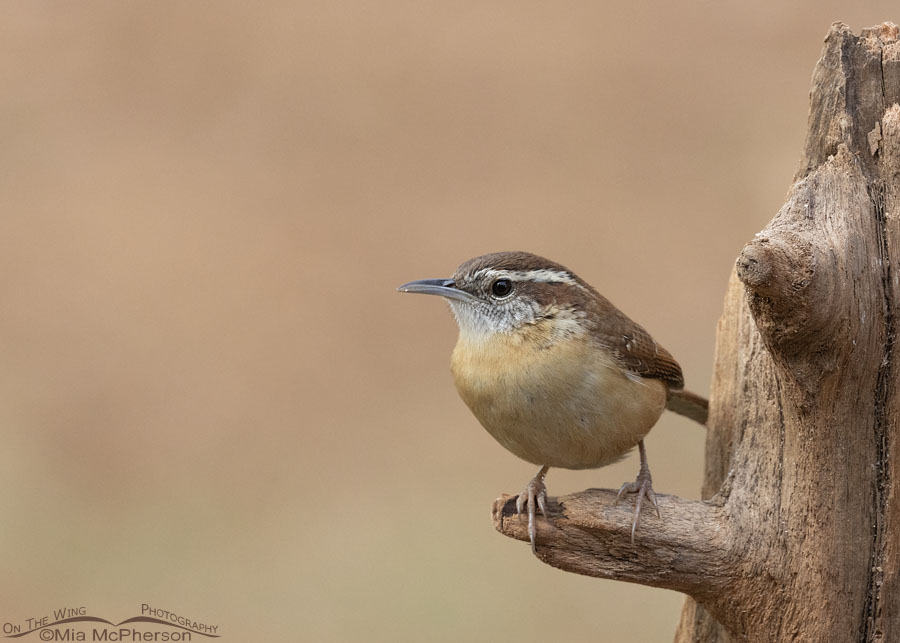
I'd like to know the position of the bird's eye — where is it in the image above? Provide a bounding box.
[490,278,513,298]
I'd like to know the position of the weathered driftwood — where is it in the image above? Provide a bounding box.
[492,22,900,642]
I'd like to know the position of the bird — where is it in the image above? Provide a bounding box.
[398,251,707,551]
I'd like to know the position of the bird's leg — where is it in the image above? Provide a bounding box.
[515,465,550,553]
[615,440,660,543]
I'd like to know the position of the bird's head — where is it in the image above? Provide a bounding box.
[398,251,595,341]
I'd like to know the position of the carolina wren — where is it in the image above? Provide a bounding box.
[398,251,707,550]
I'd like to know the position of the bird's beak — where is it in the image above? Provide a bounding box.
[396,278,479,303]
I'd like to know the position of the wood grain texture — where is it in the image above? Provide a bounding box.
[491,22,900,642]
[491,490,732,599]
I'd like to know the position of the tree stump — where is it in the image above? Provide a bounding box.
[491,22,900,642]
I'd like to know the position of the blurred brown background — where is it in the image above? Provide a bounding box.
[0,3,894,641]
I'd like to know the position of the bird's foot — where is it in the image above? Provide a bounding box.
[615,464,660,543]
[515,465,549,553]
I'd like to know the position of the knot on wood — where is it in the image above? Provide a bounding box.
[736,232,828,362]
[736,235,813,297]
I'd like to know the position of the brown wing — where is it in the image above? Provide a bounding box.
[587,294,685,390]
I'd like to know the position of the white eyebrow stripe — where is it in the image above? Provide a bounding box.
[485,269,580,285]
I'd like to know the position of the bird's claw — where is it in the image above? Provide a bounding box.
[516,466,549,553]
[615,465,659,543]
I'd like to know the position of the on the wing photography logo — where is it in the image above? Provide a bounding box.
[3,604,219,641]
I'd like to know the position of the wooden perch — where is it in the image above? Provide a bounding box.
[492,491,733,600]
[492,22,900,642]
